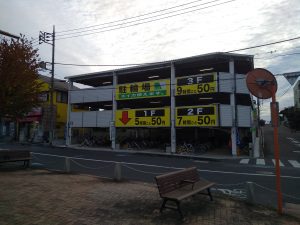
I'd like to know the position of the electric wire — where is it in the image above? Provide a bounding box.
[57,0,231,34]
[56,0,237,40]
[226,36,300,53]
[51,36,300,68]
[255,52,300,60]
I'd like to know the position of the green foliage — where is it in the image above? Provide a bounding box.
[0,35,42,119]
[280,106,300,130]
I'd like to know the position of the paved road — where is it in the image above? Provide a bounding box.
[263,124,300,159]
[1,142,300,207]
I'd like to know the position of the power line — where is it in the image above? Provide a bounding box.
[56,0,233,38]
[226,36,300,53]
[52,35,300,67]
[56,0,237,40]
[57,0,210,34]
[255,52,300,60]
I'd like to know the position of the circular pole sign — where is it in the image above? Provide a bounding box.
[246,68,277,99]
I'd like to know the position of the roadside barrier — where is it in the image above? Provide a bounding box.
[31,152,300,206]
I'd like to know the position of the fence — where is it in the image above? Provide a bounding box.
[31,152,300,208]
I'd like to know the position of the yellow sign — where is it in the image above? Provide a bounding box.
[175,73,217,96]
[115,107,170,127]
[116,79,170,100]
[176,105,218,127]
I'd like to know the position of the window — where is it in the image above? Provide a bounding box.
[39,92,49,102]
[56,91,68,103]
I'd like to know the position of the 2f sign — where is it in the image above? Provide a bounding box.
[187,108,203,115]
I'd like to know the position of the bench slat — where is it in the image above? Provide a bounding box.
[155,167,200,195]
[161,180,215,201]
[0,150,31,164]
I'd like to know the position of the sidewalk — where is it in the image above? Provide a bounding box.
[0,168,299,225]
[65,144,247,161]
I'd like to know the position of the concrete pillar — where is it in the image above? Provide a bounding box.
[66,80,73,146]
[65,157,70,173]
[230,60,237,156]
[114,162,122,181]
[111,72,117,150]
[246,181,255,204]
[170,62,176,153]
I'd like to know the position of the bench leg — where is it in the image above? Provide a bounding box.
[176,201,184,219]
[160,199,167,213]
[207,188,213,201]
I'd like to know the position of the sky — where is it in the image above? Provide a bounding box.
[1,0,300,120]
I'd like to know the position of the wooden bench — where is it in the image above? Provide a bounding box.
[155,167,215,218]
[0,150,31,168]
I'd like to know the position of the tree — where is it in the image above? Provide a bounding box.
[0,35,41,119]
[280,106,300,130]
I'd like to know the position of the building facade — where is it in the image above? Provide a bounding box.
[65,53,257,156]
[294,80,300,110]
[18,75,69,142]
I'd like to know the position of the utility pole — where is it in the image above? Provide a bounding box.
[39,25,55,145]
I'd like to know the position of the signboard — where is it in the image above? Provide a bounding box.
[116,79,170,100]
[175,73,217,96]
[176,105,218,127]
[115,107,170,127]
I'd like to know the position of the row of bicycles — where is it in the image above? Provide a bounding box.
[79,135,111,147]
[120,139,168,150]
[176,142,213,154]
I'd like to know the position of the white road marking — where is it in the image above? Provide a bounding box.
[31,152,300,179]
[293,151,300,153]
[194,160,209,163]
[272,159,284,167]
[256,171,274,175]
[288,160,300,168]
[291,140,300,144]
[256,159,265,165]
[240,159,250,164]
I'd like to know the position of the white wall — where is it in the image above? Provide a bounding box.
[70,86,113,103]
[70,110,112,128]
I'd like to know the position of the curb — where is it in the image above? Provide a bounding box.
[53,144,247,162]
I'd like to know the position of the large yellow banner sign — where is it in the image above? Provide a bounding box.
[116,79,170,100]
[175,73,217,96]
[115,107,170,127]
[176,105,218,127]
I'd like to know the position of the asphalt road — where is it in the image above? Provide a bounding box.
[1,142,300,207]
[263,124,300,160]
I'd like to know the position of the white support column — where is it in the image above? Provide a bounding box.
[171,63,176,153]
[66,80,73,146]
[111,72,117,150]
[230,60,237,156]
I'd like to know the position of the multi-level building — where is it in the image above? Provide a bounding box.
[65,52,257,156]
[18,75,69,142]
[294,80,300,110]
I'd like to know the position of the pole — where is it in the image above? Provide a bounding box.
[271,88,282,214]
[229,60,237,156]
[49,25,55,145]
[170,62,176,153]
